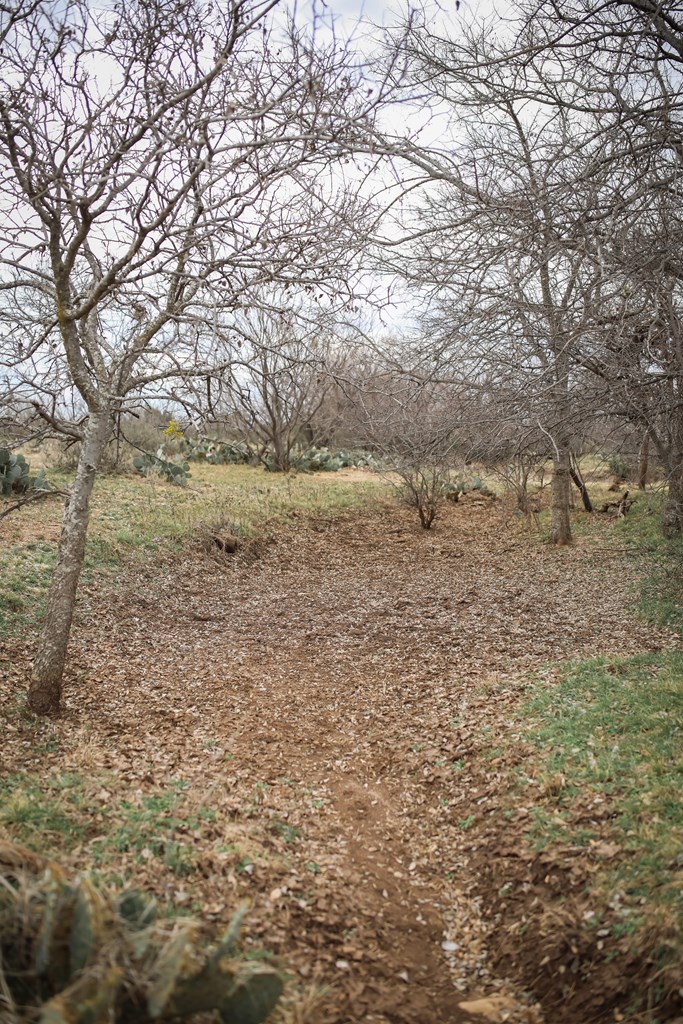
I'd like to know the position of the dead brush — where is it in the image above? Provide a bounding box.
[0,841,281,1023]
[273,980,331,1024]
[197,513,277,567]
[197,514,243,561]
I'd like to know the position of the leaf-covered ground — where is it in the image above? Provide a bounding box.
[1,486,680,1024]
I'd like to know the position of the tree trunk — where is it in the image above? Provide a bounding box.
[547,337,573,545]
[272,432,290,473]
[663,465,683,538]
[28,410,112,714]
[569,455,593,512]
[550,444,572,545]
[662,404,683,536]
[638,433,650,491]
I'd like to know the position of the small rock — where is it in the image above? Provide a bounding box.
[458,995,518,1022]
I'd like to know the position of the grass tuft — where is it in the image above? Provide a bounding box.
[525,653,683,915]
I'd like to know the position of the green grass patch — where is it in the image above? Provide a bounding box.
[0,771,88,850]
[510,492,683,986]
[0,769,229,882]
[86,464,384,551]
[0,542,56,636]
[89,789,205,877]
[525,654,683,910]
[271,819,302,844]
[616,491,683,633]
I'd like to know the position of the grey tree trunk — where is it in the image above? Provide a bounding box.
[28,410,113,714]
[569,456,593,513]
[548,347,573,545]
[662,415,683,537]
[550,444,572,545]
[638,433,650,491]
[272,431,290,473]
[663,465,683,538]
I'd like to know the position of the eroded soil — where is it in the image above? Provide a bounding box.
[1,498,675,1023]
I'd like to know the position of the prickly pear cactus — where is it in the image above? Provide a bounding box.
[443,476,496,502]
[0,449,30,495]
[132,448,191,485]
[184,438,254,465]
[0,843,282,1023]
[0,448,50,497]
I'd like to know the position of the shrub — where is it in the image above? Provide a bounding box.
[132,448,191,485]
[0,840,282,1023]
[0,448,49,497]
[394,465,451,529]
[608,455,634,481]
[393,470,497,529]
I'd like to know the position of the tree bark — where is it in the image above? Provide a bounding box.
[638,433,650,490]
[28,410,113,714]
[272,431,290,473]
[569,456,593,512]
[550,444,572,544]
[548,356,573,544]
[663,465,683,538]
[662,408,683,536]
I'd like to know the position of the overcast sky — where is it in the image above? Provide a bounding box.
[315,0,403,29]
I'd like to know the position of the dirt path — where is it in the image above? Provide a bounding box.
[7,499,673,1023]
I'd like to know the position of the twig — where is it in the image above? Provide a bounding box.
[0,488,69,521]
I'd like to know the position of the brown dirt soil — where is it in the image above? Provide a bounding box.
[0,497,677,1024]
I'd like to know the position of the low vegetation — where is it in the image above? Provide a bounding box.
[481,494,683,1019]
[183,437,376,475]
[0,841,281,1024]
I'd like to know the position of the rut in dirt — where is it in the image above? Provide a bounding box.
[64,499,665,1023]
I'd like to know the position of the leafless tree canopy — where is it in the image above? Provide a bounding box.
[0,0,394,711]
[366,0,683,539]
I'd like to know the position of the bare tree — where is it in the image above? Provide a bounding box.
[217,308,343,472]
[514,0,683,533]
[369,0,683,539]
[353,360,461,528]
[374,14,610,543]
[0,0,392,713]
